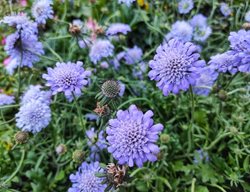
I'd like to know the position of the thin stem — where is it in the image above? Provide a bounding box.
[72,93,85,132]
[191,178,196,192]
[2,149,25,185]
[224,72,239,90]
[44,42,63,62]
[188,87,195,152]
[205,132,231,150]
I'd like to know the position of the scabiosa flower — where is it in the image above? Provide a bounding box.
[178,0,194,14]
[2,13,38,38]
[69,161,106,192]
[220,3,232,17]
[189,14,207,28]
[148,38,206,96]
[21,85,51,105]
[106,23,131,36]
[245,10,250,22]
[228,30,250,72]
[193,66,218,96]
[16,100,51,133]
[193,25,212,42]
[106,105,163,167]
[4,33,44,69]
[89,40,114,64]
[86,128,107,161]
[85,113,99,121]
[32,0,54,24]
[0,94,15,106]
[132,62,147,79]
[118,0,135,6]
[118,82,126,96]
[165,21,193,42]
[208,51,240,74]
[123,46,143,65]
[43,61,91,101]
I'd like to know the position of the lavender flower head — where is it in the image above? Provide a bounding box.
[228,30,250,72]
[32,0,54,24]
[148,38,206,96]
[132,62,147,79]
[106,23,131,36]
[123,46,143,65]
[193,66,218,96]
[189,14,207,28]
[86,128,107,161]
[165,21,193,42]
[178,0,194,14]
[89,40,114,64]
[245,10,250,22]
[69,161,106,192]
[0,94,15,106]
[106,105,163,167]
[209,51,240,74]
[1,13,38,38]
[21,85,51,105]
[220,3,232,17]
[4,33,44,68]
[42,61,91,101]
[16,100,51,133]
[118,0,135,6]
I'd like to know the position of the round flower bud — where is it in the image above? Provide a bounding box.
[229,126,238,134]
[160,134,170,144]
[218,90,228,101]
[101,80,120,98]
[14,131,29,144]
[72,150,85,162]
[56,144,67,155]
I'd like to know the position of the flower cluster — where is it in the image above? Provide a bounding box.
[106,105,163,167]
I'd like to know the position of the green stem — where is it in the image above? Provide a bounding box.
[188,87,195,152]
[72,94,85,132]
[2,149,25,185]
[44,42,63,62]
[191,178,196,192]
[205,132,231,150]
[224,72,239,90]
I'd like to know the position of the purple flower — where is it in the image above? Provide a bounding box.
[69,161,106,192]
[123,46,143,65]
[86,128,107,161]
[148,38,206,96]
[16,100,51,133]
[21,85,51,105]
[0,94,15,106]
[118,0,135,6]
[220,3,232,17]
[208,51,240,74]
[178,0,194,14]
[89,40,114,64]
[165,21,193,42]
[4,33,44,69]
[245,10,250,22]
[193,149,209,164]
[5,58,18,75]
[228,30,250,72]
[132,62,147,79]
[193,66,218,96]
[109,51,125,69]
[106,105,163,167]
[42,61,91,101]
[189,14,207,28]
[85,113,99,121]
[32,0,54,24]
[119,82,126,96]
[100,61,109,69]
[106,23,131,36]
[1,13,38,38]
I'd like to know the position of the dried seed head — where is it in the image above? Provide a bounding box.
[242,23,250,30]
[72,150,85,162]
[106,163,127,187]
[101,80,120,98]
[94,102,110,116]
[56,144,67,155]
[69,23,81,35]
[14,131,29,144]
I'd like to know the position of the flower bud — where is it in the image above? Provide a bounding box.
[14,131,29,144]
[160,134,170,144]
[72,150,85,162]
[218,90,227,101]
[56,144,67,155]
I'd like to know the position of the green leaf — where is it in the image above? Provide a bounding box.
[55,170,65,181]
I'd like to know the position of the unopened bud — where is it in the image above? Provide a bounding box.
[14,131,29,144]
[72,150,85,162]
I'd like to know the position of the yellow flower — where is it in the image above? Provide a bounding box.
[137,0,144,7]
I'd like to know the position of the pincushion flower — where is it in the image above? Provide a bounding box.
[89,40,114,64]
[21,85,51,105]
[220,3,232,17]
[42,61,91,101]
[189,14,207,28]
[193,66,218,96]
[106,105,163,167]
[69,161,106,192]
[148,38,205,96]
[208,52,240,74]
[0,94,15,106]
[165,21,193,42]
[16,100,51,133]
[178,0,194,14]
[4,33,44,69]
[32,0,54,24]
[228,30,250,72]
[245,10,250,22]
[118,0,135,6]
[123,46,143,65]
[86,128,107,161]
[106,23,131,36]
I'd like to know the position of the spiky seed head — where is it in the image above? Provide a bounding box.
[106,163,127,187]
[56,144,67,155]
[14,131,29,144]
[94,102,110,116]
[101,80,120,98]
[72,150,85,162]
